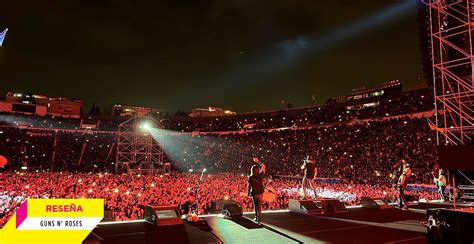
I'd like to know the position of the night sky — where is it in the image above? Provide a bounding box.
[0,0,422,113]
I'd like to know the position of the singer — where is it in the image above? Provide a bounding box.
[247,157,266,224]
[301,155,318,200]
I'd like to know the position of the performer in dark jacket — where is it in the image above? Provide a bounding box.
[248,157,266,224]
[397,161,411,209]
[301,155,318,199]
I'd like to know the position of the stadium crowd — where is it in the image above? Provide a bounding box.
[164,117,437,185]
[0,87,440,226]
[0,172,439,226]
[162,88,433,132]
[0,116,439,226]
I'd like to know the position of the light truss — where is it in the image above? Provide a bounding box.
[115,115,164,174]
[422,0,474,145]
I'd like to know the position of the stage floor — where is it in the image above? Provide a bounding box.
[207,209,427,244]
[413,200,474,210]
[87,208,428,244]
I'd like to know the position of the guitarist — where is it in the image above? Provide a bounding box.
[248,157,266,225]
[433,169,447,201]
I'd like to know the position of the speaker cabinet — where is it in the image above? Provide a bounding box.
[360,197,391,209]
[222,202,242,217]
[144,205,183,226]
[289,199,324,215]
[319,198,348,213]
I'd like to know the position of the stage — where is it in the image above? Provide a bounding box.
[86,207,430,243]
[415,200,474,210]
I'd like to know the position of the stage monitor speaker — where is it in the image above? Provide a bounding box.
[319,198,348,213]
[289,199,323,215]
[103,210,114,221]
[426,208,474,243]
[144,205,183,226]
[360,197,391,209]
[222,202,242,217]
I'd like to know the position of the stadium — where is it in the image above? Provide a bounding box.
[1,0,473,243]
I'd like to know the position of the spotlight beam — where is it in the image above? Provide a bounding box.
[0,28,8,47]
[172,0,417,104]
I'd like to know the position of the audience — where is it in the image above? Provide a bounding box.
[0,88,438,226]
[0,172,439,226]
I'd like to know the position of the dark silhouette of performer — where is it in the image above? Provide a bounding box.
[247,157,266,224]
[301,155,318,199]
[397,161,411,209]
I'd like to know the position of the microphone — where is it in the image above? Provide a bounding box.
[200,168,207,181]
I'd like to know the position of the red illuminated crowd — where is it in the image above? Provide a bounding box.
[0,172,440,226]
[0,87,441,227]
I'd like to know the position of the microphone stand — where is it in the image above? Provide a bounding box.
[195,169,206,215]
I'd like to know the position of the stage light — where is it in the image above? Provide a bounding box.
[138,120,153,132]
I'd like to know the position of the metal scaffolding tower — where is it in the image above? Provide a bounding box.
[422,0,474,145]
[115,115,164,174]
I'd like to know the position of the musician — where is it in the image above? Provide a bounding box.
[301,155,318,200]
[179,194,197,215]
[247,157,266,224]
[434,169,447,201]
[396,161,411,209]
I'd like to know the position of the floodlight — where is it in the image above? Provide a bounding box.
[142,123,151,131]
